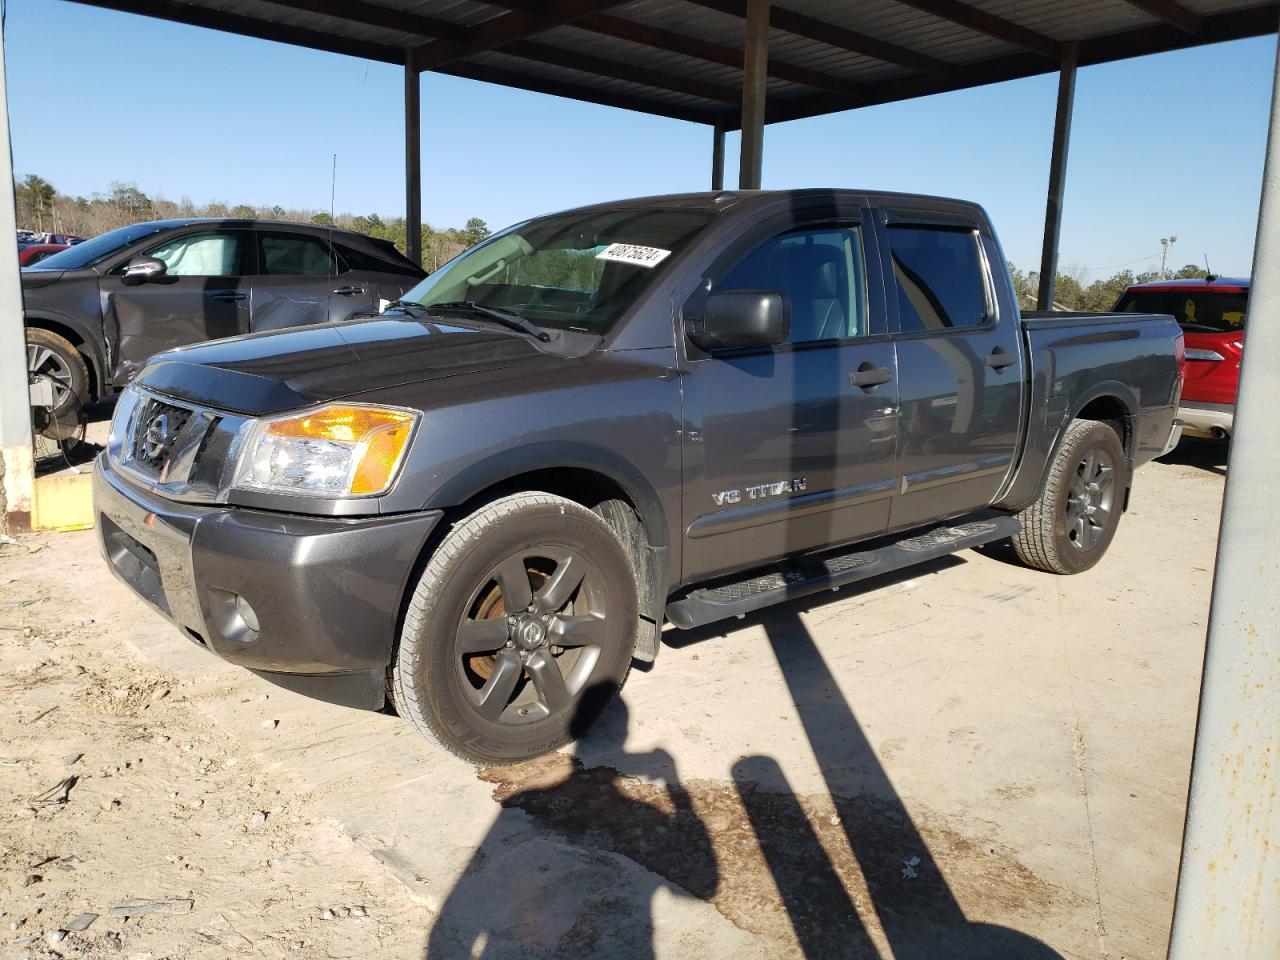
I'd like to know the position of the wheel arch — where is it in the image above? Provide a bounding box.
[25,312,105,399]
[416,443,673,661]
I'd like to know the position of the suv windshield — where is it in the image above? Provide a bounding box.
[397,208,715,335]
[25,221,173,271]
[1115,288,1248,334]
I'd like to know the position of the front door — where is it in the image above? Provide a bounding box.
[681,219,899,583]
[104,229,251,385]
[876,213,1023,531]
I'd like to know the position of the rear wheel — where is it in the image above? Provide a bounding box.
[26,327,89,419]
[1012,419,1127,575]
[392,493,638,765]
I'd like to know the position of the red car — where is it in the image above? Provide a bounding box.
[1115,277,1247,441]
[18,243,70,267]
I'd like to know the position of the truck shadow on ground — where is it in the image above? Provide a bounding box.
[1156,437,1227,477]
[423,576,1063,959]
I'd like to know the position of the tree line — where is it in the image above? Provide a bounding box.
[14,174,490,273]
[1008,261,1214,312]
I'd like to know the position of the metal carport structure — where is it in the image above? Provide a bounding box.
[0,1,1276,953]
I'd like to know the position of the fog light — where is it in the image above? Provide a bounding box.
[234,595,260,633]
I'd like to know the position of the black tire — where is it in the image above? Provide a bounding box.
[1012,419,1127,575]
[392,492,638,765]
[26,327,89,419]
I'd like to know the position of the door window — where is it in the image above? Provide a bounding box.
[888,225,990,333]
[715,225,868,343]
[144,231,241,277]
[259,233,336,277]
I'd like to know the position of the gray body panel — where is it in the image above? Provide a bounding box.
[21,218,424,396]
[97,190,1182,697]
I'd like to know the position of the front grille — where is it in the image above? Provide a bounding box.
[131,397,194,473]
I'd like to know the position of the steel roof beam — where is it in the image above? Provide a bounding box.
[261,0,470,43]
[688,0,957,79]
[576,12,865,100]
[1119,0,1204,35]
[499,39,743,103]
[67,0,407,64]
[414,0,629,71]
[890,0,1061,59]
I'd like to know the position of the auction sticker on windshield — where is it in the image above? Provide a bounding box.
[595,243,672,268]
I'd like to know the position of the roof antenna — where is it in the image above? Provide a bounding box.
[327,154,337,289]
[1204,253,1216,283]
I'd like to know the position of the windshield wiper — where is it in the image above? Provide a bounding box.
[383,299,427,315]
[428,301,551,342]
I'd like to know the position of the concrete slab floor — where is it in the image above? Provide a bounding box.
[2,440,1227,959]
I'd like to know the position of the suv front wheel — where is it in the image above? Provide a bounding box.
[392,493,639,765]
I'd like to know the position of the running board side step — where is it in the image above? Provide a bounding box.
[665,512,1021,630]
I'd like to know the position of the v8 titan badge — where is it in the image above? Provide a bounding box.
[595,243,672,268]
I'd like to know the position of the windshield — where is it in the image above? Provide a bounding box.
[1115,288,1247,334]
[25,221,173,271]
[397,208,715,334]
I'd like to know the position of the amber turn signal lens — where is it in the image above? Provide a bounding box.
[262,404,417,496]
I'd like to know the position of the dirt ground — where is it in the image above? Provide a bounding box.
[1,440,1226,960]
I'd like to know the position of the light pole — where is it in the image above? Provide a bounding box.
[1160,234,1178,279]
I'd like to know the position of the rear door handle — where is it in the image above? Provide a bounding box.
[210,292,246,303]
[985,348,1017,370]
[849,364,892,389]
[332,285,365,296]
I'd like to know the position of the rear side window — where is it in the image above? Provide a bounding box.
[336,243,420,278]
[888,225,990,333]
[259,232,335,277]
[1115,290,1247,334]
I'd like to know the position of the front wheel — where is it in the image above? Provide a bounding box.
[392,493,638,765]
[1012,419,1127,575]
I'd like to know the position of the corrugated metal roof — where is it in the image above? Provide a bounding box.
[69,0,1279,126]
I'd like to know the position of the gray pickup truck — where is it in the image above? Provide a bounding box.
[94,190,1184,763]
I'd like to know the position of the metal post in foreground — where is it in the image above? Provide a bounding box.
[1166,35,1280,960]
[1036,42,1078,312]
[738,0,769,190]
[405,51,423,268]
[0,13,35,532]
[711,117,726,191]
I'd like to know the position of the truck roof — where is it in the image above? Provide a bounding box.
[1127,277,1250,292]
[557,188,989,218]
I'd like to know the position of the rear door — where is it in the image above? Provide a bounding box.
[873,207,1023,531]
[250,229,372,332]
[332,240,425,313]
[680,206,899,582]
[104,228,252,385]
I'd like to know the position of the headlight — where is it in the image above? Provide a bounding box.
[233,403,418,498]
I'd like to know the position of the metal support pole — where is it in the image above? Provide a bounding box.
[405,52,423,268]
[711,117,726,191]
[0,14,35,531]
[1036,41,1077,311]
[738,0,769,190]
[1166,36,1280,959]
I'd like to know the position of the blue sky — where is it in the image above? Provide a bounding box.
[6,0,1276,280]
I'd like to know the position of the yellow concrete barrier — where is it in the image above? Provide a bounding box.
[32,470,95,532]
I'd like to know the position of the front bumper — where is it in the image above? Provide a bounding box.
[94,457,441,709]
[1178,402,1234,440]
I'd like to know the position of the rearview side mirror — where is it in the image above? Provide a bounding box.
[687,290,790,351]
[122,255,167,286]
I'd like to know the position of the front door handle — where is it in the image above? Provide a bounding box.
[849,364,892,389]
[985,348,1017,370]
[332,285,365,296]
[210,292,246,303]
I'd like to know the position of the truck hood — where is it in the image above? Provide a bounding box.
[134,317,552,415]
